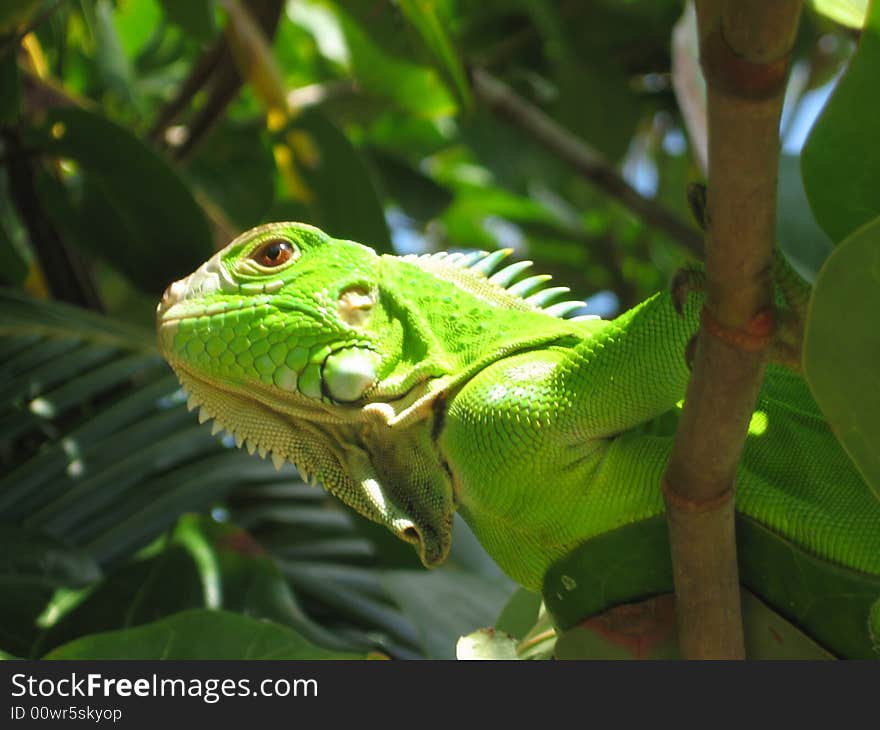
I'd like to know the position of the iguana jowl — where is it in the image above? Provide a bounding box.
[157,222,880,655]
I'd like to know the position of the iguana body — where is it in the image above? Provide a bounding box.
[157,222,880,657]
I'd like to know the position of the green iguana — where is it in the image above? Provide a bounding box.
[156,222,880,658]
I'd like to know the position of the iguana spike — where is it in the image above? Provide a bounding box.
[445,252,465,264]
[186,395,199,412]
[258,445,268,459]
[457,251,488,267]
[569,314,601,322]
[489,260,533,287]
[246,439,256,456]
[544,300,587,318]
[198,406,211,424]
[470,248,513,276]
[525,286,570,307]
[271,452,285,471]
[210,420,223,436]
[507,274,553,297]
[234,432,245,448]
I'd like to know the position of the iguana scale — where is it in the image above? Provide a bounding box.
[157,222,880,657]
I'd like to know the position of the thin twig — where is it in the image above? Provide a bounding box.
[470,67,704,258]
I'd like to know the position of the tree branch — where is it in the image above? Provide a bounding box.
[470,67,704,258]
[662,0,802,659]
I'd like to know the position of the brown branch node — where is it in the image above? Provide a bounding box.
[700,26,792,100]
[700,305,775,352]
[662,477,735,513]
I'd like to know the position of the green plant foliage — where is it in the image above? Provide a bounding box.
[804,215,880,499]
[397,0,472,112]
[44,609,363,659]
[156,0,217,42]
[185,120,277,230]
[381,570,513,659]
[802,0,880,242]
[272,110,391,250]
[543,514,880,659]
[552,591,833,660]
[26,107,214,294]
[811,0,869,27]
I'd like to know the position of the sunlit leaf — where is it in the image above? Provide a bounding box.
[397,0,472,112]
[811,0,869,27]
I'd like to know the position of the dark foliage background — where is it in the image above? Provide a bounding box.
[0,0,876,659]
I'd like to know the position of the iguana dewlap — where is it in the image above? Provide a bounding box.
[157,222,880,656]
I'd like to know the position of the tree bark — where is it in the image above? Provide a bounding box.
[662,0,802,659]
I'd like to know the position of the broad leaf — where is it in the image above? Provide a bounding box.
[26,107,213,294]
[44,609,362,659]
[382,569,514,659]
[802,0,880,242]
[804,215,880,499]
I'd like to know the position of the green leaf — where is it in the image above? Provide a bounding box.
[35,547,204,656]
[44,609,362,659]
[88,0,137,105]
[804,214,880,499]
[397,0,472,112]
[27,106,213,294]
[494,588,542,641]
[802,0,880,242]
[368,150,453,222]
[185,121,276,230]
[336,7,455,118]
[0,217,29,287]
[811,0,869,27]
[272,110,391,251]
[0,50,21,126]
[157,0,216,42]
[0,527,100,588]
[381,569,514,659]
[740,590,834,660]
[0,528,99,657]
[0,0,39,33]
[543,512,880,658]
[553,591,833,660]
[175,514,361,651]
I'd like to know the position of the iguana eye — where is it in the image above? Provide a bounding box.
[252,239,295,268]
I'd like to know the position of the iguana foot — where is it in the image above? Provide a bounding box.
[686,181,709,232]
[669,249,809,372]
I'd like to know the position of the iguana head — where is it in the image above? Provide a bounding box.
[157,222,593,568]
